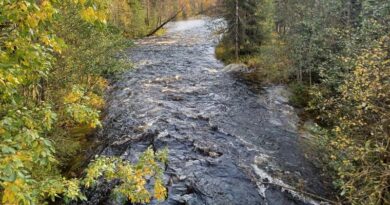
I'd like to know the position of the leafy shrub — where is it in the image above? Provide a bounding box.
[216,33,290,85]
[83,147,168,204]
[215,41,236,64]
[289,83,310,108]
[311,36,390,204]
[246,35,291,84]
[0,0,166,204]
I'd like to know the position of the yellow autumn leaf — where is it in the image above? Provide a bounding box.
[63,92,82,104]
[80,7,97,22]
[0,127,5,135]
[97,11,107,23]
[2,187,18,205]
[19,2,28,11]
[41,35,51,45]
[6,74,20,85]
[154,179,167,201]
[26,14,39,28]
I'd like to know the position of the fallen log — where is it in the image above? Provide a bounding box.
[146,8,183,37]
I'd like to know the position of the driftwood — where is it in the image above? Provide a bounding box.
[146,8,183,37]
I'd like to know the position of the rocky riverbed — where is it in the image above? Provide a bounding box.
[80,17,332,205]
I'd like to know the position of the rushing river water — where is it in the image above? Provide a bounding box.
[81,18,332,205]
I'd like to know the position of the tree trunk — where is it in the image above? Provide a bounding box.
[235,0,239,62]
[146,8,183,37]
[146,0,150,26]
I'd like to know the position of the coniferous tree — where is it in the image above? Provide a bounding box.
[219,0,274,58]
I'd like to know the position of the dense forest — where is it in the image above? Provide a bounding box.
[0,0,215,204]
[0,0,389,204]
[217,0,389,204]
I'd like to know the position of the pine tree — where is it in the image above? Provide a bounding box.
[220,0,274,58]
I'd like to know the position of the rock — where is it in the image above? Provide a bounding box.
[167,94,184,101]
[208,151,222,158]
[222,63,251,73]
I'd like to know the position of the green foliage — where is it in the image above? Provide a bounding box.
[219,0,275,55]
[218,0,389,203]
[110,0,217,38]
[1,0,82,203]
[0,0,217,203]
[84,147,168,203]
[288,83,310,108]
[244,36,291,84]
[217,0,290,84]
[280,0,390,203]
[0,0,171,204]
[310,37,390,204]
[215,42,235,63]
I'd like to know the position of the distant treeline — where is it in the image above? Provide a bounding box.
[111,0,218,37]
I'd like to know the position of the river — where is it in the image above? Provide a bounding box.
[81,17,332,205]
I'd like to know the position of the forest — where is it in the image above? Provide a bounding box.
[0,0,389,204]
[216,0,389,204]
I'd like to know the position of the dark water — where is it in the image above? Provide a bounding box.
[82,18,332,205]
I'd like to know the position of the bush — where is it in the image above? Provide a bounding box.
[289,83,310,108]
[216,33,290,85]
[215,41,236,64]
[247,35,291,84]
[311,37,390,204]
[0,1,164,204]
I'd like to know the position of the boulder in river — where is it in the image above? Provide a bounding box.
[222,63,252,73]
